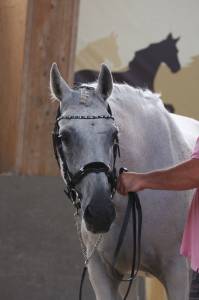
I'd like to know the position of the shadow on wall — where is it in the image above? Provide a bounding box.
[155,55,199,120]
[75,32,122,71]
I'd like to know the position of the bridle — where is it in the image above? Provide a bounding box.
[52,89,142,300]
[52,104,120,213]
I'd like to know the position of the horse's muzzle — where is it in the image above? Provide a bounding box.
[84,202,116,234]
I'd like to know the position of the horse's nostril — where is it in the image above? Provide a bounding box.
[84,205,93,221]
[84,202,116,229]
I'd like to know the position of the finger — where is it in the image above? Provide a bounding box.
[117,181,125,195]
[116,185,122,195]
[120,184,127,196]
[116,175,123,191]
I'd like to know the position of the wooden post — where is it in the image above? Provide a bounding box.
[0,0,27,174]
[16,0,80,175]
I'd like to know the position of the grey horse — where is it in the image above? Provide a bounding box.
[50,63,199,299]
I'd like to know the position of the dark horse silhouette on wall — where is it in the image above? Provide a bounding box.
[74,33,181,112]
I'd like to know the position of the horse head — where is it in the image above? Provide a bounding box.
[161,33,181,73]
[50,63,117,234]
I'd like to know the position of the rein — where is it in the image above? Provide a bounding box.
[112,172,142,300]
[52,102,142,300]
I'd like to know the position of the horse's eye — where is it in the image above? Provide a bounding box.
[59,131,71,144]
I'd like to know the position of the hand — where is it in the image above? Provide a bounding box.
[116,172,145,195]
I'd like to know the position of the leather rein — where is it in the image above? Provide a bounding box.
[52,99,142,300]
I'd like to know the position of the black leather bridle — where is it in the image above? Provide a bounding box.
[52,93,142,300]
[52,104,120,212]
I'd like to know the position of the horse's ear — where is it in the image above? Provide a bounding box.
[167,33,173,40]
[50,63,71,101]
[96,64,113,101]
[174,37,180,44]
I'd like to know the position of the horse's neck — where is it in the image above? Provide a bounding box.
[129,50,161,90]
[136,118,188,172]
[112,91,190,172]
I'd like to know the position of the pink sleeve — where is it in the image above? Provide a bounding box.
[191,137,199,159]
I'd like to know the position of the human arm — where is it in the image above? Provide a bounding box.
[117,158,199,195]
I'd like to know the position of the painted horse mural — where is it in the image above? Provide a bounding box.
[75,33,180,90]
[75,33,180,113]
[75,32,122,71]
[50,63,199,299]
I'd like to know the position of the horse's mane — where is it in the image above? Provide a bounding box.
[83,82,164,108]
[111,83,164,110]
[109,83,191,162]
[83,82,166,116]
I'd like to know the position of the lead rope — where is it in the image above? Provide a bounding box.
[123,192,142,300]
[112,191,142,300]
[74,210,103,300]
[112,168,142,300]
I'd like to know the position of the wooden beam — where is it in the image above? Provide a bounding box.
[0,0,27,174]
[16,0,80,175]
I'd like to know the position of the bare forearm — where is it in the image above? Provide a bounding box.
[142,159,199,190]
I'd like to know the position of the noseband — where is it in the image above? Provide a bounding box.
[52,105,120,212]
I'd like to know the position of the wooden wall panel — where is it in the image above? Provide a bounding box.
[15,0,80,175]
[0,0,27,173]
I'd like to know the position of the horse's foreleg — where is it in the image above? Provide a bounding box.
[163,256,190,300]
[88,252,122,300]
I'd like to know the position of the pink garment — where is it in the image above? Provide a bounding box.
[180,137,199,271]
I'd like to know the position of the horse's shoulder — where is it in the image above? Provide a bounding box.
[170,114,199,149]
